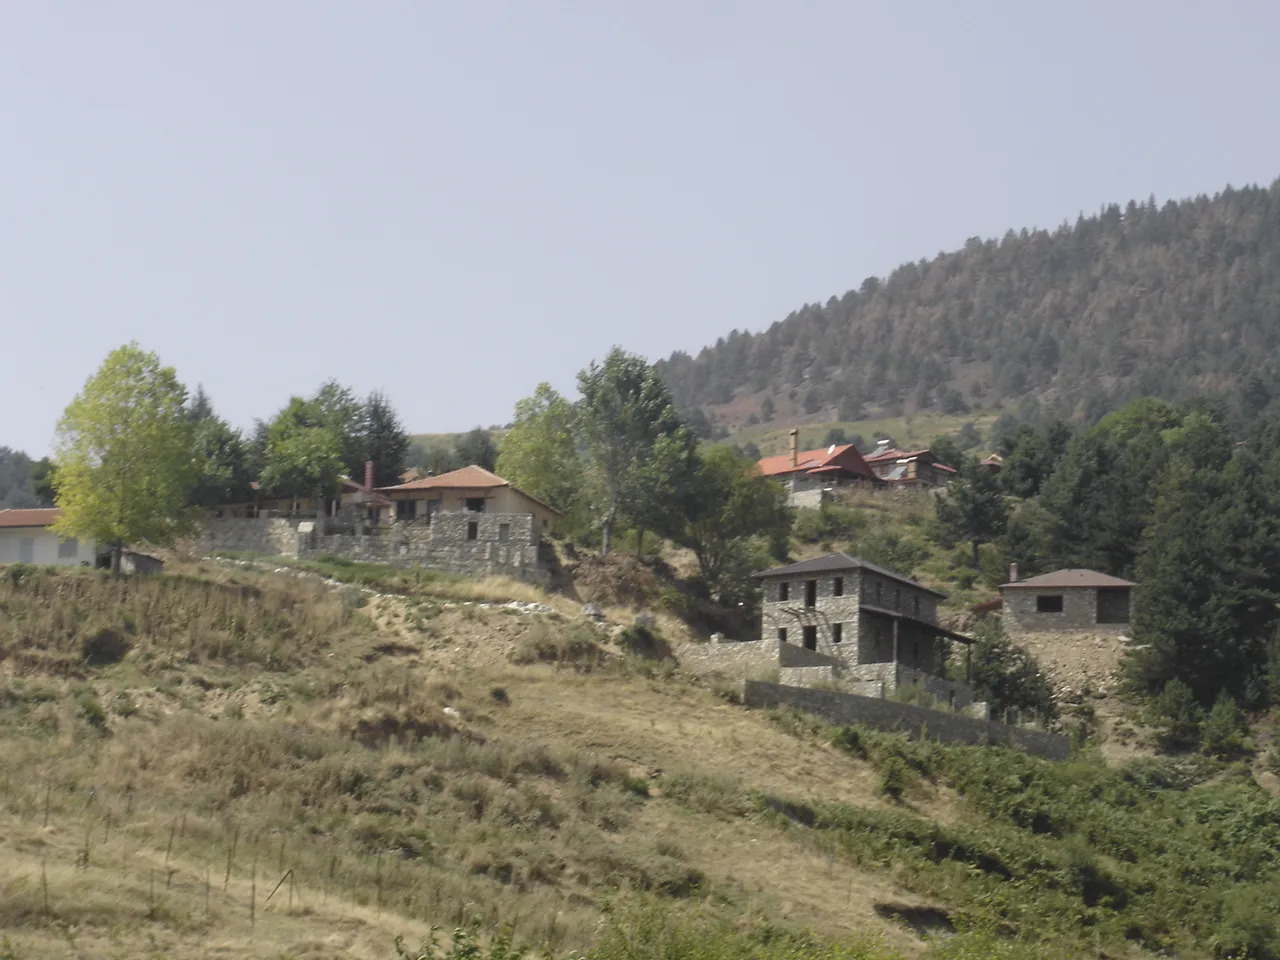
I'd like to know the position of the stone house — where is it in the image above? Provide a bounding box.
[372,465,561,535]
[1000,567,1135,633]
[754,552,975,706]
[0,508,97,567]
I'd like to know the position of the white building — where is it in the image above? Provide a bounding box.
[0,508,97,567]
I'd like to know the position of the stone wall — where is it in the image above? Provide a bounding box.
[197,518,303,558]
[1002,586,1132,634]
[788,488,829,510]
[197,513,551,585]
[844,662,974,709]
[742,681,1070,760]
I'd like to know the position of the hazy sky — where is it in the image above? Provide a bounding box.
[3,2,1279,455]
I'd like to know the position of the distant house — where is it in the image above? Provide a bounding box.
[863,439,956,487]
[757,430,878,505]
[1000,567,1135,633]
[0,508,96,567]
[373,465,561,534]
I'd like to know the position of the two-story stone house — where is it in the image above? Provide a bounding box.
[755,552,975,705]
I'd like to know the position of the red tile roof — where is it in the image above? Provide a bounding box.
[0,508,60,529]
[756,444,876,480]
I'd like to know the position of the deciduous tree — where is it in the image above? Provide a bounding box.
[53,343,198,571]
[495,384,579,513]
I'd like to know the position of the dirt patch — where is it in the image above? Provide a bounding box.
[1008,628,1129,700]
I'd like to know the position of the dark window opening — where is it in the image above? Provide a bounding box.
[1096,588,1131,624]
[466,520,479,541]
[802,625,818,651]
[832,622,843,644]
[498,523,510,544]
[875,581,882,601]
[396,500,415,521]
[805,580,817,607]
[894,588,901,608]
[914,595,920,615]
[1036,594,1064,613]
[779,581,789,601]
[465,497,485,513]
[777,627,788,643]
[833,577,844,597]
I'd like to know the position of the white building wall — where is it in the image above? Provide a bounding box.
[0,528,96,567]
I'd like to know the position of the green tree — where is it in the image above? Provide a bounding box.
[935,459,1008,567]
[29,457,56,507]
[455,427,499,471]
[495,384,580,513]
[52,343,198,572]
[361,391,410,487]
[189,414,253,509]
[965,619,1055,723]
[576,347,690,554]
[674,445,791,599]
[1146,678,1204,751]
[760,396,775,421]
[310,380,366,477]
[1200,693,1248,759]
[259,423,344,508]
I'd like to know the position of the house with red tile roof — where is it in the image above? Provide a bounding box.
[374,465,561,536]
[756,429,878,503]
[0,508,98,567]
[863,439,957,487]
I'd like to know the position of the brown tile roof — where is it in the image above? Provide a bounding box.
[375,465,563,516]
[1001,569,1136,590]
[375,465,510,492]
[0,508,60,529]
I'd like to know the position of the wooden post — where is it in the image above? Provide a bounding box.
[966,644,973,684]
[891,618,900,689]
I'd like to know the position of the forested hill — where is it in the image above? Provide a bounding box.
[657,180,1280,427]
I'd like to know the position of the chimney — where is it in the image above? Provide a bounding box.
[789,429,799,468]
[1008,562,1018,583]
[364,460,374,491]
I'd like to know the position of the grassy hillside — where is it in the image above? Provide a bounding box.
[4,564,1280,959]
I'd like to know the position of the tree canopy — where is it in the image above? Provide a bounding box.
[52,343,198,569]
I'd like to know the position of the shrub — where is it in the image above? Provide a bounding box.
[1200,693,1249,760]
[1148,678,1204,751]
[877,755,913,801]
[967,620,1055,723]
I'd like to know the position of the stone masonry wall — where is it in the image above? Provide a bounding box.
[196,518,302,558]
[673,638,838,681]
[743,681,1069,760]
[844,662,974,709]
[1003,586,1130,634]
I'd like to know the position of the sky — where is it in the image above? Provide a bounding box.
[3,1,1280,455]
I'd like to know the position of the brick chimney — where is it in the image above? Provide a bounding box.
[1008,562,1018,583]
[789,428,799,468]
[364,460,374,491]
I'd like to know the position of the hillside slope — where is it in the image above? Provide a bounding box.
[657,180,1280,429]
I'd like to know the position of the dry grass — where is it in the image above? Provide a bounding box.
[0,567,944,958]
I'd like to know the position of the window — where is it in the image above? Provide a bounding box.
[1097,588,1130,624]
[1036,594,1064,613]
[777,627,788,643]
[466,520,479,541]
[894,588,901,608]
[913,595,920,616]
[805,580,817,607]
[833,577,844,597]
[465,497,485,513]
[832,622,843,644]
[802,625,818,651]
[58,538,78,559]
[875,581,882,602]
[396,500,415,521]
[779,581,789,602]
[498,523,510,544]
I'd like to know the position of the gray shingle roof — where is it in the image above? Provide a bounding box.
[754,552,947,598]
[1001,569,1136,589]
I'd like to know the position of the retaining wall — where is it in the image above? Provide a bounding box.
[743,681,1070,760]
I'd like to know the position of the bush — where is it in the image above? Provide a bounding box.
[1148,678,1204,751]
[1200,693,1249,760]
[877,755,913,801]
[967,620,1055,723]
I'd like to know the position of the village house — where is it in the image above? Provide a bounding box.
[1000,566,1135,633]
[755,552,976,707]
[863,439,957,487]
[757,429,878,505]
[372,465,560,534]
[0,508,97,567]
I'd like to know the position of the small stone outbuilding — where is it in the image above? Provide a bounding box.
[1000,568,1135,634]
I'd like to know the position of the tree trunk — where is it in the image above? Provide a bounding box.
[636,527,646,559]
[601,515,613,555]
[111,541,122,576]
[971,539,981,569]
